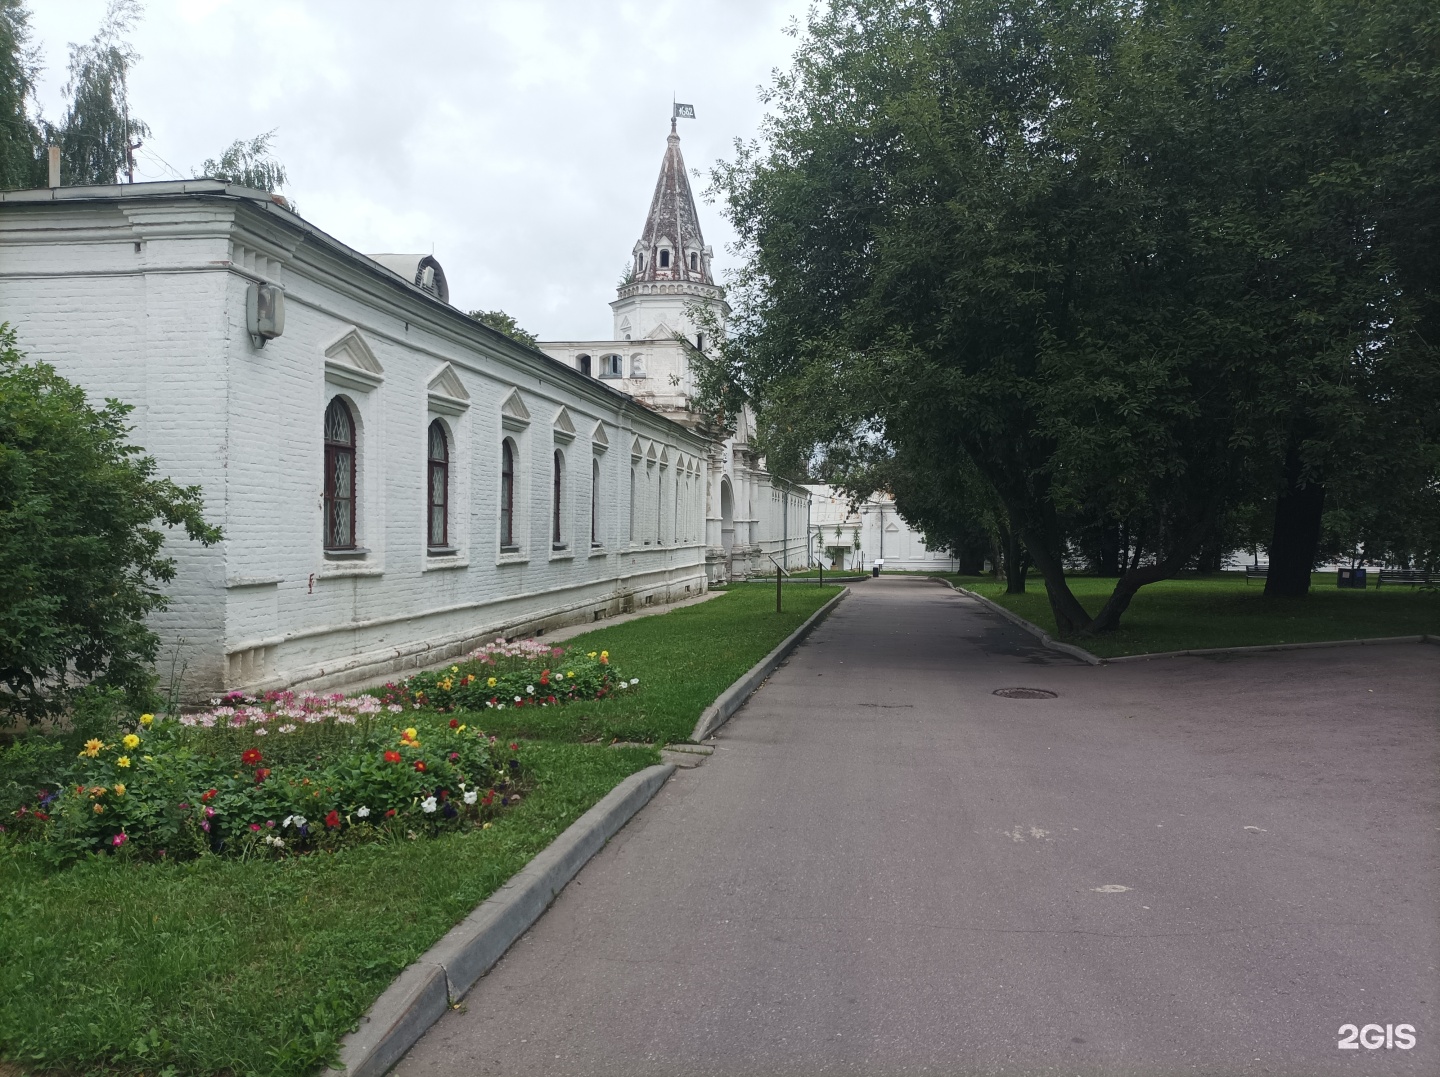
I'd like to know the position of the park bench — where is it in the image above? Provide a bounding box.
[1376,569,1436,588]
[1244,564,1268,584]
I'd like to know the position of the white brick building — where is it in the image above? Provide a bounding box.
[806,486,958,573]
[0,180,714,698]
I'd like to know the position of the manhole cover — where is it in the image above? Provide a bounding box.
[993,687,1058,699]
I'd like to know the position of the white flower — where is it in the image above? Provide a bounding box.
[421,796,438,813]
[254,727,268,736]
[278,724,296,734]
[526,685,534,695]
[282,815,293,827]
[630,678,639,685]
[463,790,478,805]
[356,806,371,818]
[514,696,522,703]
[289,814,307,829]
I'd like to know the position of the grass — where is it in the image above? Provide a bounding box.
[943,571,1439,658]
[0,742,658,1077]
[0,584,846,1077]
[453,582,844,744]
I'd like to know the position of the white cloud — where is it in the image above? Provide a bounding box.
[25,0,806,338]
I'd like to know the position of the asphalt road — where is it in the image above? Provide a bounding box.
[395,577,1440,1077]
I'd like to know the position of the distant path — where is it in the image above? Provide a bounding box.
[396,576,1439,1076]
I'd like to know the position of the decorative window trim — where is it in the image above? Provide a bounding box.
[553,405,577,444]
[324,328,384,392]
[500,436,519,551]
[427,363,470,416]
[323,396,358,552]
[500,387,531,431]
[427,419,450,549]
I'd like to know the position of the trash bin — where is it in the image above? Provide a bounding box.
[872,564,880,577]
[1337,567,1367,589]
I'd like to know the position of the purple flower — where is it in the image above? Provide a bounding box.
[201,821,211,832]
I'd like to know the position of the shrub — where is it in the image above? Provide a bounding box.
[0,324,222,721]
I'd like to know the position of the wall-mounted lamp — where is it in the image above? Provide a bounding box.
[246,281,285,348]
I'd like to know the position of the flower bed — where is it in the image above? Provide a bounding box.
[379,637,640,713]
[8,699,525,863]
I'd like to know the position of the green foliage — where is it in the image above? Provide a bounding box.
[197,129,288,192]
[50,0,150,185]
[0,324,221,720]
[0,0,43,190]
[468,308,539,348]
[706,0,1440,634]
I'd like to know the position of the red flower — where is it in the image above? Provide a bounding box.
[547,695,556,705]
[255,768,271,782]
[33,810,48,821]
[385,808,397,818]
[481,790,495,806]
[509,743,519,752]
[384,750,402,764]
[449,718,459,728]
[540,670,550,685]
[414,760,427,772]
[241,748,263,766]
[200,788,218,803]
[324,810,340,829]
[448,752,459,761]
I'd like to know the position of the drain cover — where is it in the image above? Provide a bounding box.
[993,687,1058,699]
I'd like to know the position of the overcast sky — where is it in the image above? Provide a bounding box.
[26,0,808,340]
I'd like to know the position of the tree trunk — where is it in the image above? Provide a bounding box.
[1096,522,1122,577]
[1004,529,1028,594]
[1088,507,1219,633]
[1020,525,1093,636]
[1265,452,1325,597]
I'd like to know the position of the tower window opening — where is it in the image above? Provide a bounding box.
[577,354,592,376]
[659,249,669,268]
[689,252,698,271]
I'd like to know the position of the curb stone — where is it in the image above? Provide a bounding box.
[690,587,851,741]
[929,578,1103,665]
[335,762,674,1077]
[931,577,1440,665]
[1103,634,1434,662]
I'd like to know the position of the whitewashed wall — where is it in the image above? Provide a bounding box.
[0,183,710,698]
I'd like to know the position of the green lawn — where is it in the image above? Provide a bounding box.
[944,572,1439,658]
[0,742,658,1077]
[449,582,843,744]
[0,583,846,1077]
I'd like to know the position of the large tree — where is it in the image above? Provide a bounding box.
[0,0,42,189]
[51,0,150,186]
[707,0,1439,634]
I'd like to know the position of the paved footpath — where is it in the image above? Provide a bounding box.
[396,577,1439,1077]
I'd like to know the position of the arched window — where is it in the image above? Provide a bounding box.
[689,251,698,271]
[591,457,600,547]
[628,464,637,543]
[500,438,516,549]
[323,398,356,549]
[659,249,670,268]
[427,420,448,548]
[654,464,663,544]
[576,354,592,377]
[552,449,565,548]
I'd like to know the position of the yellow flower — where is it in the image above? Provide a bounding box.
[600,651,609,659]
[139,713,154,727]
[80,738,104,758]
[587,651,596,659]
[116,756,131,768]
[113,782,126,796]
[566,671,574,678]
[440,678,453,691]
[122,733,140,750]
[404,727,418,741]
[93,803,105,814]
[487,677,497,688]
[451,665,459,673]
[481,822,492,830]
[457,724,466,732]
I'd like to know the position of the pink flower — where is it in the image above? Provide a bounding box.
[201,821,211,832]
[112,833,128,847]
[204,806,215,819]
[250,823,261,832]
